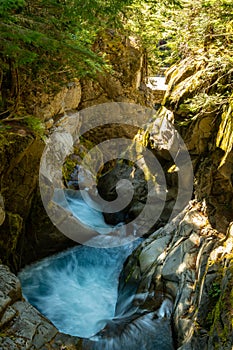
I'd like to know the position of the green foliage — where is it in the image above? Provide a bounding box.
[0,0,135,74]
[1,0,232,121]
[123,1,182,71]
[167,0,233,60]
[0,1,105,74]
[0,0,25,16]
[62,157,77,186]
[209,282,221,299]
[123,0,233,73]
[179,92,228,117]
[0,121,11,132]
[23,116,45,138]
[0,0,134,117]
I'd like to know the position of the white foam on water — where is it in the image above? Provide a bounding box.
[19,238,141,338]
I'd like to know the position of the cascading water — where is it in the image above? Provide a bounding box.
[19,189,174,349]
[19,241,140,338]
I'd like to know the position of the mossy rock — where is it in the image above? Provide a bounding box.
[0,128,45,270]
[216,95,233,168]
[0,212,23,269]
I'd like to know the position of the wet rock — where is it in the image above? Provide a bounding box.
[8,301,57,349]
[121,203,220,348]
[0,265,21,316]
[96,108,189,229]
[139,235,171,272]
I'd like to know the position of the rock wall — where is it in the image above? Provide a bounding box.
[139,57,233,348]
[120,202,233,349]
[0,123,78,271]
[0,31,150,272]
[163,59,233,234]
[79,32,153,109]
[121,203,219,349]
[0,131,44,270]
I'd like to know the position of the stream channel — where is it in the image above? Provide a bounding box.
[19,189,175,349]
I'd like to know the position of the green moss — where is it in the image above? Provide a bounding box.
[0,122,12,133]
[229,263,233,328]
[62,157,77,186]
[23,116,45,139]
[0,212,23,268]
[0,133,10,149]
[208,282,221,299]
[207,258,233,347]
[216,97,233,167]
[79,136,95,151]
[8,213,23,251]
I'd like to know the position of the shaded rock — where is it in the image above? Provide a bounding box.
[0,131,44,270]
[96,107,192,229]
[202,228,233,350]
[0,193,5,226]
[0,265,21,316]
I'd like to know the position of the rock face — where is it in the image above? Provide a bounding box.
[121,203,232,349]
[96,106,192,231]
[26,80,82,129]
[0,31,152,271]
[79,33,153,109]
[164,59,233,234]
[159,56,233,348]
[0,194,5,226]
[0,132,44,270]
[0,129,74,271]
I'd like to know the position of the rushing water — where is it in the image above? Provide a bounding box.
[19,240,140,338]
[19,190,174,349]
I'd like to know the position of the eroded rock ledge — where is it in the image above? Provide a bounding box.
[122,202,233,349]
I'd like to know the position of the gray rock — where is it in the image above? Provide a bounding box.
[10,301,57,348]
[139,235,171,272]
[0,337,19,350]
[0,265,21,315]
[121,204,220,348]
[0,306,16,328]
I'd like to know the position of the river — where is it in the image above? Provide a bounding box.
[19,189,174,349]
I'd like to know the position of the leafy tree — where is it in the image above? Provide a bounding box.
[0,0,133,118]
[165,0,233,119]
[1,0,232,120]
